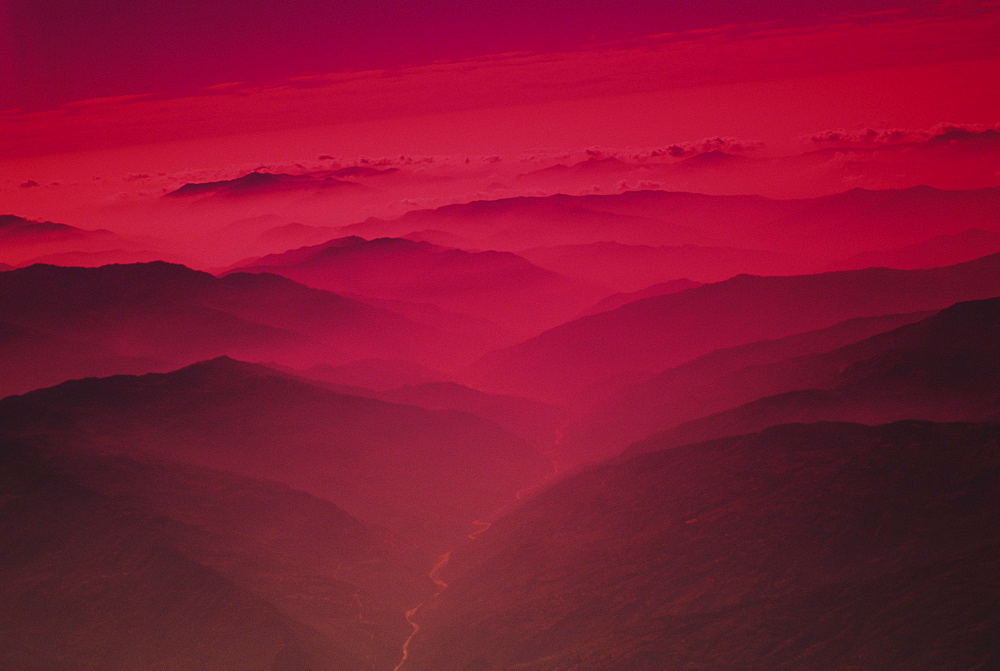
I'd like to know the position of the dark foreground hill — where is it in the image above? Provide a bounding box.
[0,439,424,670]
[0,357,551,551]
[406,421,1000,670]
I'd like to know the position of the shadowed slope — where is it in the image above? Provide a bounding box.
[473,253,1000,406]
[406,421,1000,670]
[0,357,552,551]
[561,309,934,466]
[233,236,606,335]
[0,441,373,670]
[0,262,463,396]
[623,296,1000,457]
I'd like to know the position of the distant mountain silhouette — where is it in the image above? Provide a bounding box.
[0,357,551,551]
[298,358,450,391]
[0,319,161,399]
[338,195,708,250]
[406,421,1000,670]
[164,171,362,199]
[473,253,1000,406]
[828,228,1000,271]
[377,382,571,450]
[233,236,607,335]
[519,240,810,290]
[0,262,461,395]
[0,214,126,266]
[578,278,703,316]
[0,213,100,241]
[335,186,999,259]
[561,310,934,466]
[623,296,1000,457]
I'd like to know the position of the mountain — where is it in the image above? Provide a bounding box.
[20,248,166,267]
[472,253,1000,406]
[560,310,934,466]
[164,171,362,199]
[405,421,1000,670]
[0,357,552,551]
[828,228,1000,271]
[0,439,391,670]
[519,241,808,290]
[624,296,1000,457]
[0,213,103,242]
[337,195,708,250]
[579,279,703,316]
[0,214,128,266]
[377,382,572,450]
[0,262,461,396]
[232,236,607,335]
[333,186,1000,260]
[297,359,450,391]
[0,319,161,399]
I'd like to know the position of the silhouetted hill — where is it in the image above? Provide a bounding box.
[579,279,703,316]
[828,228,1000,271]
[0,439,378,670]
[337,186,1000,259]
[0,357,552,550]
[377,382,572,450]
[0,262,460,396]
[624,296,1000,456]
[561,310,933,466]
[0,213,101,241]
[233,236,607,334]
[473,253,1000,406]
[0,214,126,266]
[0,319,161,399]
[407,421,1000,670]
[519,241,809,290]
[164,171,362,198]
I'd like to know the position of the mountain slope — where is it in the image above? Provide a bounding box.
[473,253,1000,406]
[406,421,1000,670]
[0,262,462,397]
[561,309,934,465]
[0,357,551,550]
[0,440,371,670]
[233,236,606,334]
[624,296,1000,456]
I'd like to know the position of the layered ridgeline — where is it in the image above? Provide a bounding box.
[619,296,1000,458]
[404,421,1000,670]
[0,439,421,670]
[0,357,551,549]
[562,296,1000,465]
[559,309,936,466]
[0,357,553,668]
[231,236,607,335]
[339,186,1000,259]
[0,261,496,397]
[472,253,1000,408]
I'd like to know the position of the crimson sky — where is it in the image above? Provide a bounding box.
[1,0,997,221]
[2,0,970,111]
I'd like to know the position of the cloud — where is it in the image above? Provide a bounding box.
[19,180,39,188]
[3,3,998,160]
[806,122,1000,147]
[631,137,765,160]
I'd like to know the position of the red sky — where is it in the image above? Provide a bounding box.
[4,0,960,111]
[1,0,997,219]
